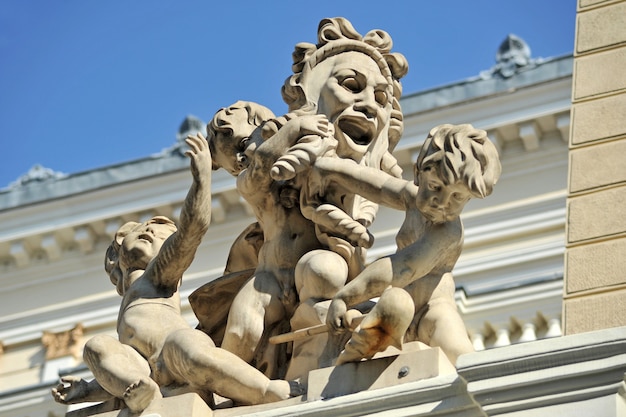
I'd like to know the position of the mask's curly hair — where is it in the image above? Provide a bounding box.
[281,17,408,151]
[416,124,501,198]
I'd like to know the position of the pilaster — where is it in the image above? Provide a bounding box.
[564,0,626,334]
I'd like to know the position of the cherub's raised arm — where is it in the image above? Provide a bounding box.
[314,157,414,212]
[149,133,212,287]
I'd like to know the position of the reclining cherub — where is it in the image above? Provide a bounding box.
[52,133,300,413]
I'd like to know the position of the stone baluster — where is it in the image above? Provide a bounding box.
[493,328,511,347]
[471,333,486,351]
[545,318,562,338]
[517,322,537,343]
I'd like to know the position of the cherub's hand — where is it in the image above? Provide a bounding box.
[296,114,331,138]
[270,116,336,181]
[51,376,89,404]
[326,298,348,334]
[185,132,212,183]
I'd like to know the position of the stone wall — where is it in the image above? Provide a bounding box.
[565,0,626,333]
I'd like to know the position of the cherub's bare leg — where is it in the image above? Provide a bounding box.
[286,250,350,381]
[162,328,302,405]
[221,273,285,364]
[416,274,474,365]
[83,335,161,412]
[418,299,474,365]
[295,250,348,302]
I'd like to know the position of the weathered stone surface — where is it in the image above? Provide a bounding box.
[567,185,626,243]
[306,343,455,401]
[573,47,626,99]
[566,238,626,293]
[459,326,626,415]
[569,138,626,193]
[67,393,212,417]
[564,288,626,334]
[576,2,626,53]
[579,0,611,8]
[571,93,626,146]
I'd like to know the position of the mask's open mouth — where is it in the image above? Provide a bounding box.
[337,116,376,146]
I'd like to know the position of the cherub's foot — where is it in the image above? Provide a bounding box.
[288,380,305,397]
[335,332,374,366]
[264,379,304,403]
[123,378,160,413]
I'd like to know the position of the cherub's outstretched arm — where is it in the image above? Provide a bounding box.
[149,133,212,288]
[313,157,414,212]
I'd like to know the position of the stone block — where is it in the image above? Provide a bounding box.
[564,288,626,334]
[67,393,212,417]
[306,343,456,401]
[579,0,611,8]
[567,185,626,243]
[576,2,626,54]
[569,138,626,193]
[565,238,626,293]
[571,93,626,146]
[573,47,626,99]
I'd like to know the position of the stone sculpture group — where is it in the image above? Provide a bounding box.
[52,17,501,413]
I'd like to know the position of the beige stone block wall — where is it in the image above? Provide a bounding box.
[579,0,611,8]
[573,48,626,99]
[565,0,626,334]
[563,287,626,334]
[570,95,626,145]
[575,1,626,53]
[569,140,626,192]
[566,239,626,293]
[567,186,626,243]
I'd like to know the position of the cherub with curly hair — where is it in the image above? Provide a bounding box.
[52,133,300,413]
[321,124,502,365]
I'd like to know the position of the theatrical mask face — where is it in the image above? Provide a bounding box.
[313,52,393,161]
[211,109,262,176]
[120,217,177,269]
[415,166,472,224]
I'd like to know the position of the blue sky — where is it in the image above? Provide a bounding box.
[0,1,576,189]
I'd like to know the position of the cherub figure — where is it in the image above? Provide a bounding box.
[321,124,502,365]
[205,101,340,378]
[52,133,299,413]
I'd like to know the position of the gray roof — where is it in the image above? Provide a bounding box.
[401,53,573,116]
